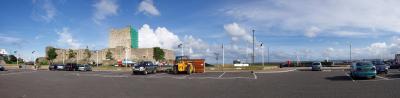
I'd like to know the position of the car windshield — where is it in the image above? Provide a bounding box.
[356,62,373,66]
[138,62,151,66]
[312,63,320,65]
[374,61,385,65]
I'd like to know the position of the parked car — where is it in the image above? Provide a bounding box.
[49,64,65,71]
[350,61,377,79]
[311,62,322,71]
[65,63,78,71]
[132,61,158,75]
[0,65,5,71]
[77,64,92,71]
[372,60,388,74]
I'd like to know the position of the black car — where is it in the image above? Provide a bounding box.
[0,65,5,71]
[132,61,158,75]
[65,63,78,71]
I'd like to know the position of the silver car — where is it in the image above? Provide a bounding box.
[311,62,322,71]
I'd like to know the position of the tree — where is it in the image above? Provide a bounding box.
[106,49,113,60]
[46,47,58,64]
[153,47,165,61]
[68,49,76,59]
[84,47,91,60]
[9,55,17,63]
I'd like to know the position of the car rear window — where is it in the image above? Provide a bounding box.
[312,63,320,65]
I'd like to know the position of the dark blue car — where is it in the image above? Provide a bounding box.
[372,60,389,74]
[132,61,158,75]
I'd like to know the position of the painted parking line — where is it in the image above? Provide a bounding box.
[0,71,36,76]
[255,69,297,74]
[376,75,390,80]
[345,73,356,82]
[218,72,226,78]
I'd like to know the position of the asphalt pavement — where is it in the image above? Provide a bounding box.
[1,68,400,98]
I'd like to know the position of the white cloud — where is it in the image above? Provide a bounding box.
[223,22,252,43]
[223,0,400,37]
[304,26,320,38]
[93,0,118,24]
[32,0,57,22]
[333,31,370,37]
[155,27,181,49]
[0,36,23,45]
[56,27,81,49]
[138,24,181,50]
[138,0,160,16]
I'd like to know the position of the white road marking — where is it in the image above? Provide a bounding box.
[253,73,257,79]
[218,72,226,78]
[376,75,390,80]
[345,73,356,82]
[0,71,36,76]
[255,69,297,74]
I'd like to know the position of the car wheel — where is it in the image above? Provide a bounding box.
[152,69,156,74]
[173,67,178,74]
[143,70,148,75]
[186,65,191,75]
[132,71,136,75]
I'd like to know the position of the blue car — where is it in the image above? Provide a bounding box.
[372,60,389,74]
[350,61,377,79]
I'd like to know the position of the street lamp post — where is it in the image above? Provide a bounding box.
[349,42,352,63]
[96,50,99,67]
[222,43,224,71]
[267,47,270,64]
[252,30,255,65]
[62,50,65,65]
[15,51,18,66]
[260,42,264,67]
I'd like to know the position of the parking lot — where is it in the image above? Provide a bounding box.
[1,68,400,98]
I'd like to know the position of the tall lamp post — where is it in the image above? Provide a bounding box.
[178,44,184,56]
[96,50,99,67]
[14,51,18,66]
[222,43,224,71]
[260,42,264,67]
[252,30,255,65]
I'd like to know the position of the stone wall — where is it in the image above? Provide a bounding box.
[46,46,175,64]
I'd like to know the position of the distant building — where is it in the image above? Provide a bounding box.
[109,26,138,48]
[45,25,175,64]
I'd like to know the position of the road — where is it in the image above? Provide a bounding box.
[1,69,400,98]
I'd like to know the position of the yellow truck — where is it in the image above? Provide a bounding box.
[172,56,205,74]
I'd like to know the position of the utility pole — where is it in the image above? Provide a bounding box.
[252,29,255,65]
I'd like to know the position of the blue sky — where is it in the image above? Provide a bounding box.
[1,0,400,63]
